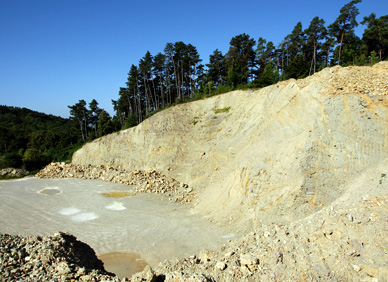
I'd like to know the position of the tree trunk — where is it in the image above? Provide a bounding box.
[338,31,344,65]
[379,28,382,61]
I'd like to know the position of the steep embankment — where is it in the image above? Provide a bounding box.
[73,62,388,232]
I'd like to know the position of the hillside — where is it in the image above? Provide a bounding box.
[72,62,388,230]
[0,106,81,170]
[29,62,388,281]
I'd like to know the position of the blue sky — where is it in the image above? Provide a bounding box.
[0,0,386,118]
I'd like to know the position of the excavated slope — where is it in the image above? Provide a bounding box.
[72,62,388,231]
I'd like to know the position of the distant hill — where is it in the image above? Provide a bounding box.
[0,105,82,171]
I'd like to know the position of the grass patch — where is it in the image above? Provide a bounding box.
[100,191,135,198]
[214,107,231,114]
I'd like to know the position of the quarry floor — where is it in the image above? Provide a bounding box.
[0,177,236,278]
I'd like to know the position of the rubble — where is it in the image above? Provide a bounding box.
[0,168,29,179]
[0,232,119,281]
[35,162,195,204]
[152,195,388,281]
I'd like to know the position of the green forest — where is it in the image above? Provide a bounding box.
[0,106,82,172]
[1,0,387,173]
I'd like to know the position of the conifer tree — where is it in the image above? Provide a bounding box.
[328,0,362,65]
[361,13,388,61]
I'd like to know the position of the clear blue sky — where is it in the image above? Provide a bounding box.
[0,0,385,118]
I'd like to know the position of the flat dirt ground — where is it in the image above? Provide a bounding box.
[0,177,236,277]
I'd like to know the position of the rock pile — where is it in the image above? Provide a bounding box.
[151,194,388,281]
[0,232,119,282]
[35,163,195,204]
[0,168,29,179]
[298,62,388,97]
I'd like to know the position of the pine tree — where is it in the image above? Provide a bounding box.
[305,17,328,74]
[328,0,362,65]
[225,34,256,86]
[68,100,88,142]
[361,13,388,61]
[206,49,226,86]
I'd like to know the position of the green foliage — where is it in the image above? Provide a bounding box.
[214,107,231,114]
[22,148,48,171]
[380,173,386,184]
[124,113,138,129]
[206,50,226,86]
[1,153,23,168]
[225,34,256,86]
[191,117,199,125]
[0,106,82,170]
[254,64,278,87]
[361,13,388,61]
[283,56,310,79]
[328,0,362,65]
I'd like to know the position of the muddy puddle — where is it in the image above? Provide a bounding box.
[39,188,62,195]
[99,252,147,279]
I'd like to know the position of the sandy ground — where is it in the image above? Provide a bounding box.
[0,177,236,275]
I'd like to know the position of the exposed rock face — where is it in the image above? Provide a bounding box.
[21,63,388,281]
[72,62,388,230]
[0,232,118,281]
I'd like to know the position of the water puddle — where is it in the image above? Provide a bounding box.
[98,252,147,279]
[100,191,135,198]
[39,188,62,195]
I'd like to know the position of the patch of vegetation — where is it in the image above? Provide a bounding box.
[191,117,199,125]
[214,107,231,114]
[380,173,386,184]
[100,191,135,198]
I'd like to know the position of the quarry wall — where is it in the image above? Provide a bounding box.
[72,62,388,229]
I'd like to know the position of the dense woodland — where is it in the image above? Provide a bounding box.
[1,0,387,172]
[0,106,82,171]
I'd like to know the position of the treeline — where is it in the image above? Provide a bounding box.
[68,99,115,142]
[0,106,82,171]
[69,1,388,136]
[108,0,387,127]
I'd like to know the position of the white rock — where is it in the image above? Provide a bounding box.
[215,261,227,270]
[240,253,259,266]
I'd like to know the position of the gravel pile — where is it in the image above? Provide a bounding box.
[297,61,388,97]
[0,232,119,282]
[36,163,194,204]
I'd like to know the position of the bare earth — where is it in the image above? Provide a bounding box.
[0,177,236,277]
